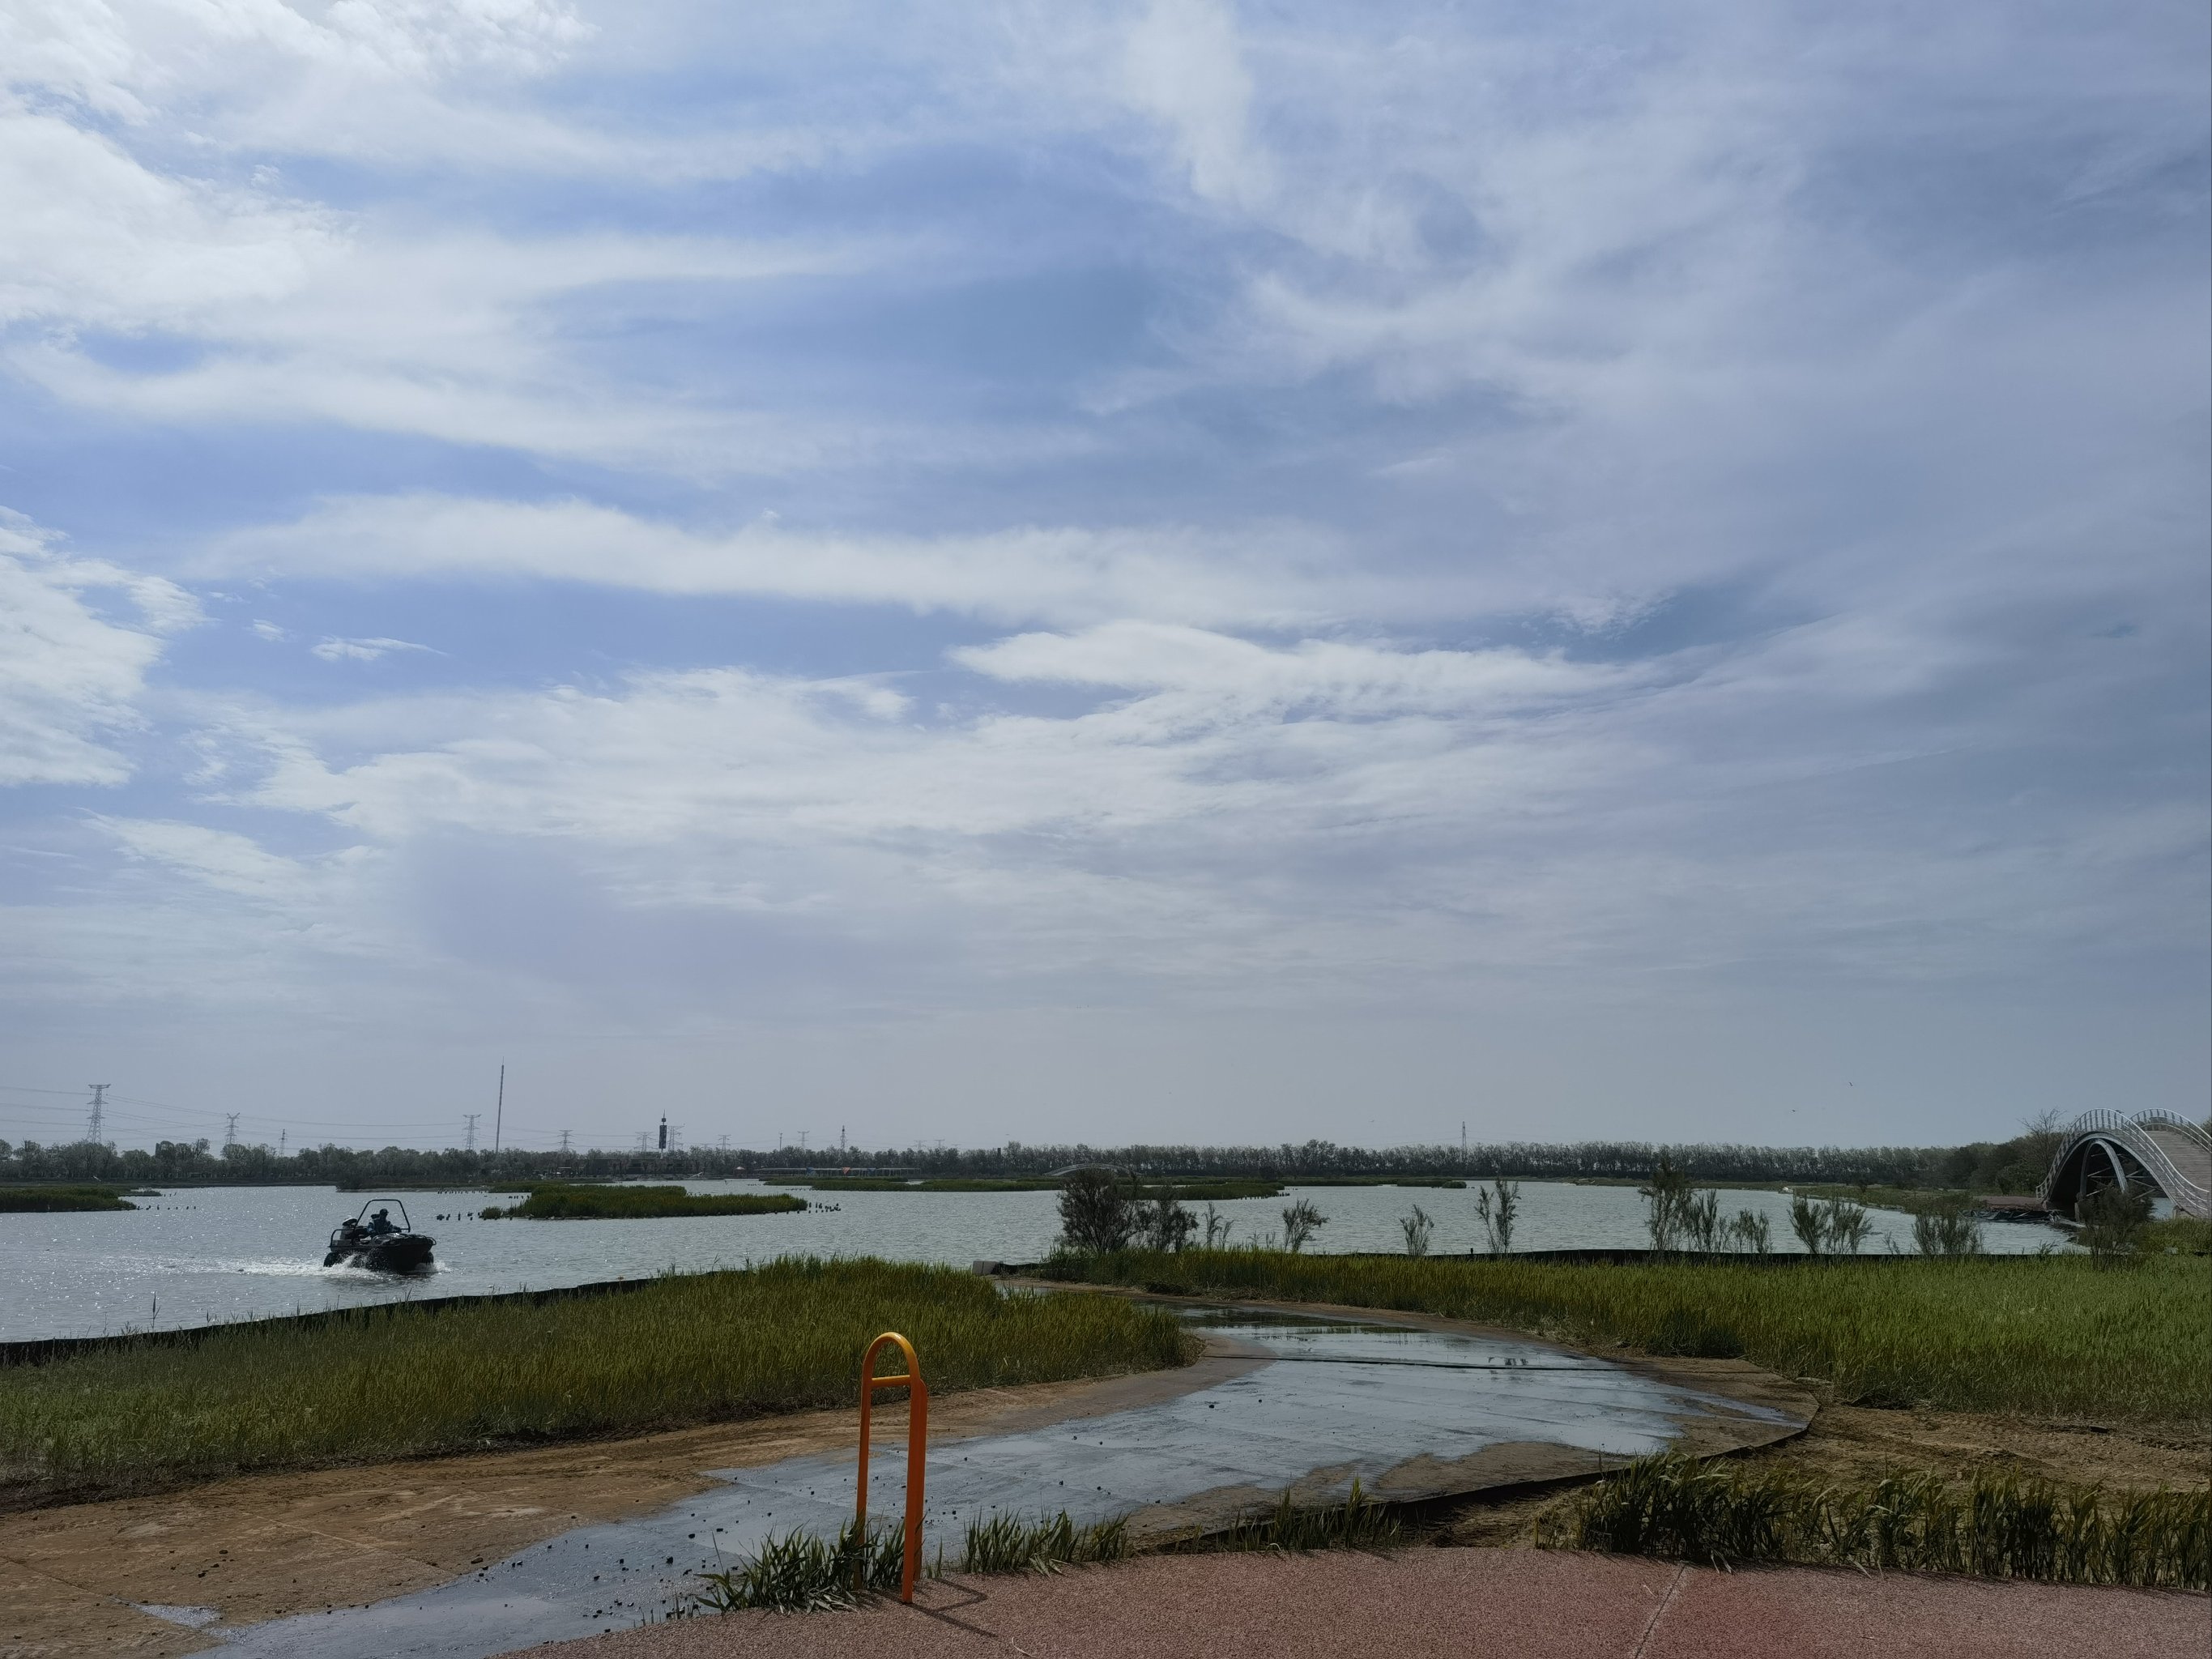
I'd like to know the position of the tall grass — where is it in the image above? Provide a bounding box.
[685,1509,1130,1613]
[0,1258,1196,1499]
[0,1185,136,1213]
[1544,1452,2210,1589]
[1183,1481,1403,1555]
[1059,1249,2211,1422]
[688,1518,908,1612]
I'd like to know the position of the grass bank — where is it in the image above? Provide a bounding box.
[782,1177,1289,1200]
[1542,1452,2208,1589]
[479,1183,804,1219]
[0,1258,1196,1503]
[1055,1249,2210,1422]
[0,1186,137,1213]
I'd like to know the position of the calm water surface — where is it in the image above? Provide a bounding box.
[1,1179,2071,1341]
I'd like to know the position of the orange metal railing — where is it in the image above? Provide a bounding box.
[855,1330,928,1601]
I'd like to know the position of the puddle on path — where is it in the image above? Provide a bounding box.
[211,1307,1804,1657]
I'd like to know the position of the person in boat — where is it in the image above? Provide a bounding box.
[336,1217,366,1246]
[364,1208,399,1237]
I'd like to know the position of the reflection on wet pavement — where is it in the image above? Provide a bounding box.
[212,1307,1804,1657]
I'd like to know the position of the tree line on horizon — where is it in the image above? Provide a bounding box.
[0,1124,2069,1195]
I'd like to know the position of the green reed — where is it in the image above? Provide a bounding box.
[1063,1249,2210,1422]
[957,1511,1130,1573]
[1543,1452,2210,1589]
[1184,1480,1403,1554]
[0,1258,1196,1500]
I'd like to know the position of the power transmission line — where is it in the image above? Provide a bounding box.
[224,1112,241,1148]
[87,1084,109,1146]
[462,1113,481,1152]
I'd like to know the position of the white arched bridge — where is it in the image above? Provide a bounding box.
[2039,1110,2211,1221]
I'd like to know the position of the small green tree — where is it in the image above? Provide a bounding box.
[1911,1196,1984,1256]
[2077,1184,2153,1263]
[1788,1192,1826,1255]
[1641,1156,1694,1252]
[1281,1197,1328,1252]
[1474,1176,1521,1254]
[1058,1167,1135,1254]
[1139,1188,1196,1252]
[1728,1209,1773,1254]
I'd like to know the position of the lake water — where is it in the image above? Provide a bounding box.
[0,1179,2072,1342]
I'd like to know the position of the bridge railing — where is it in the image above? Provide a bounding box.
[2039,1110,2209,1217]
[2129,1109,2212,1151]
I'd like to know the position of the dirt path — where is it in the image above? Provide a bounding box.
[514,1546,2208,1659]
[0,1355,1256,1659]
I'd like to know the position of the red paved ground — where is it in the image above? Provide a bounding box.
[514,1547,2207,1658]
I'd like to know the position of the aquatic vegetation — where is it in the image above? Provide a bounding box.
[792,1176,1286,1200]
[1910,1197,1985,1256]
[1191,1480,1403,1555]
[1544,1452,2210,1589]
[479,1183,804,1220]
[1473,1178,1519,1254]
[0,1186,136,1213]
[0,1259,1197,1499]
[685,1508,1127,1613]
[688,1518,906,1612]
[1062,1249,2211,1422]
[1280,1199,1328,1253]
[2078,1185,2155,1261]
[1399,1205,1434,1257]
[1788,1192,1872,1256]
[957,1511,1129,1573]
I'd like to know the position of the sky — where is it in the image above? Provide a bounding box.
[1,0,2206,1158]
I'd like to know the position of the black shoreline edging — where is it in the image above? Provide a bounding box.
[0,1274,667,1370]
[1002,1244,2071,1277]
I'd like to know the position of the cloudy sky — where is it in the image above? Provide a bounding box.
[2,0,2205,1156]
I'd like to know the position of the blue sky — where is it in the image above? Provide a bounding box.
[2,0,2206,1155]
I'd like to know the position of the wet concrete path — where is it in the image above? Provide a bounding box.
[202,1307,1809,1657]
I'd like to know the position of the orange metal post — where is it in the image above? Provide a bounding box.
[854,1331,929,1601]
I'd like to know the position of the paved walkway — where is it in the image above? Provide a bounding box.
[518,1548,2206,1659]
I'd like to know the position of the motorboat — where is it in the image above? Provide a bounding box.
[324,1197,436,1273]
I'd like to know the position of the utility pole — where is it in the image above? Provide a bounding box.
[559,1128,572,1154]
[493,1063,505,1155]
[1461,1121,1467,1170]
[87,1083,109,1146]
[463,1113,481,1152]
[634,1130,648,1154]
[279,1128,287,1158]
[224,1112,241,1149]
[718,1134,730,1153]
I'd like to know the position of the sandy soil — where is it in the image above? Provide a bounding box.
[0,1357,1255,1659]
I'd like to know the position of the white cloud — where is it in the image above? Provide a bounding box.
[250,620,288,641]
[311,636,436,663]
[202,493,1392,629]
[0,509,199,787]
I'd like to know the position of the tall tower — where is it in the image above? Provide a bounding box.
[224,1112,241,1148]
[463,1113,481,1152]
[87,1084,109,1146]
[658,1115,668,1153]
